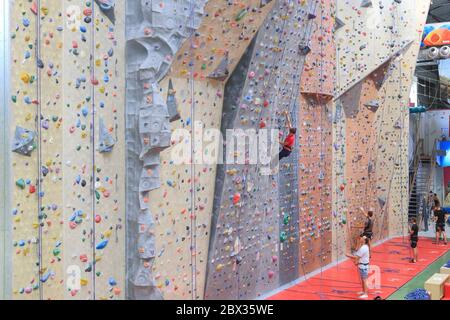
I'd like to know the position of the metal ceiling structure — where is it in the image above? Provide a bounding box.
[427,0,450,24]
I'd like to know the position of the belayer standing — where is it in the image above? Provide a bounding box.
[359,207,374,256]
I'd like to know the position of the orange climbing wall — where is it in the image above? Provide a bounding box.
[334,0,431,255]
[297,0,335,276]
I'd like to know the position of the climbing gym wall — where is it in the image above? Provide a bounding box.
[333,0,430,255]
[0,0,12,300]
[9,0,125,299]
[297,0,335,276]
[3,0,431,301]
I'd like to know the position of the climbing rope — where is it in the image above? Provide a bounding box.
[35,0,43,301]
[188,0,197,300]
[90,1,97,300]
[232,0,295,299]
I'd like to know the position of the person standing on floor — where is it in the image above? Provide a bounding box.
[433,201,448,245]
[346,236,371,299]
[409,217,419,263]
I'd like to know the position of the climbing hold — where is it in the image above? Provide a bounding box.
[96,240,109,250]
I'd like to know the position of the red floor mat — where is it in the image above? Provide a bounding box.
[268,237,449,300]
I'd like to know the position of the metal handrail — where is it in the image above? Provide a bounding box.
[408,138,423,201]
[418,138,438,229]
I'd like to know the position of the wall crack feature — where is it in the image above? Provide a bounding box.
[125,0,208,300]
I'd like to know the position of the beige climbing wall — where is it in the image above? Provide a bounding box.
[169,0,275,81]
[149,78,223,300]
[91,2,125,300]
[39,0,64,299]
[10,0,40,299]
[333,0,430,254]
[9,0,126,300]
[150,1,276,300]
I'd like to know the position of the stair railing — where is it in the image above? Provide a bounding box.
[409,138,423,203]
[418,138,438,229]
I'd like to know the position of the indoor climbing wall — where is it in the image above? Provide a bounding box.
[297,0,335,275]
[0,0,11,300]
[334,0,430,251]
[4,0,433,301]
[205,0,326,299]
[131,0,276,300]
[10,0,40,299]
[9,0,125,300]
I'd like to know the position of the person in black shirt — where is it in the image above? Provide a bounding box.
[433,201,448,245]
[359,207,374,255]
[409,218,419,263]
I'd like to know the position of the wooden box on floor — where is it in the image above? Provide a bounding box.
[440,267,450,275]
[425,273,450,300]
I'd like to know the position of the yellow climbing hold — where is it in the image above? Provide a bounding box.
[20,72,31,83]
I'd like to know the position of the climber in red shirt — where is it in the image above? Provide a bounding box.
[278,111,296,160]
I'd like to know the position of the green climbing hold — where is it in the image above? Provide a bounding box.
[53,248,61,257]
[95,190,101,200]
[16,178,26,189]
[283,214,290,225]
[280,231,287,242]
[235,9,248,21]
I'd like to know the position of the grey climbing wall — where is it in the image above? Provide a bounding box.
[205,0,320,300]
[125,0,208,300]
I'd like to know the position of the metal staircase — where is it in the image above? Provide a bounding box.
[408,155,432,220]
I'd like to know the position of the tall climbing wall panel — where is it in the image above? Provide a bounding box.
[3,0,433,301]
[126,0,276,300]
[205,0,326,299]
[0,0,11,300]
[333,0,430,252]
[297,0,335,276]
[9,0,125,300]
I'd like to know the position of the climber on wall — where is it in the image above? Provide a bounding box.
[278,110,297,161]
[358,207,374,255]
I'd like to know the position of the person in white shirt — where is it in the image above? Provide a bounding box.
[346,236,370,299]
